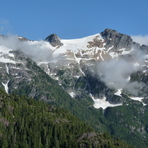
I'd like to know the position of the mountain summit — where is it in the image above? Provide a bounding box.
[45,33,63,47]
[101,28,133,51]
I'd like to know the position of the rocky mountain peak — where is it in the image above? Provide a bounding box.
[45,33,63,47]
[101,28,133,51]
[18,36,30,41]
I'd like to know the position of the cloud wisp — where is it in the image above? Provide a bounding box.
[0,35,55,62]
[0,18,11,34]
[131,35,148,46]
[97,49,145,96]
[0,34,147,96]
[0,34,68,69]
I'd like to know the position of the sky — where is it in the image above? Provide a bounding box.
[0,0,148,40]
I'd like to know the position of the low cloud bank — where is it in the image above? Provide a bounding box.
[97,49,146,96]
[131,35,148,46]
[0,35,55,62]
[0,34,147,96]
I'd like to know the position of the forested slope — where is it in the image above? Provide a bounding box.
[0,89,133,148]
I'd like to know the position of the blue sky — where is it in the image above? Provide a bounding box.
[0,0,148,40]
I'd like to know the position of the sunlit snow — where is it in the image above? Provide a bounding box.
[127,76,131,81]
[2,81,9,93]
[130,97,146,106]
[100,51,104,61]
[109,52,118,59]
[0,57,16,64]
[5,64,9,74]
[90,94,122,110]
[121,48,133,55]
[114,89,122,97]
[69,92,75,98]
[52,33,104,55]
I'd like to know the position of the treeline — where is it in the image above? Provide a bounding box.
[0,89,134,148]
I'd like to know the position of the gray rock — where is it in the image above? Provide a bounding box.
[132,41,148,54]
[101,29,133,51]
[45,34,63,47]
[133,42,140,49]
[140,45,148,54]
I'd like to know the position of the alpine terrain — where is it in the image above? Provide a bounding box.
[0,29,148,147]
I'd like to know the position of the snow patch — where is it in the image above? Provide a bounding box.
[130,97,146,106]
[114,89,122,97]
[90,94,122,110]
[69,92,76,98]
[127,76,131,81]
[100,51,104,61]
[106,46,114,53]
[78,67,85,76]
[2,81,9,93]
[55,77,59,80]
[11,67,21,69]
[37,61,49,65]
[0,57,16,64]
[143,70,148,73]
[74,53,82,64]
[5,64,9,74]
[75,75,80,79]
[109,52,118,59]
[122,49,132,55]
[8,53,14,58]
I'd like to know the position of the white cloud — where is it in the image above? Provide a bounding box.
[0,35,66,66]
[97,50,145,96]
[131,35,148,46]
[0,18,11,33]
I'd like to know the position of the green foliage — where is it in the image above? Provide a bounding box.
[57,69,65,76]
[104,103,148,148]
[0,89,133,148]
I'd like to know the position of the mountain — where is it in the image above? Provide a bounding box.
[0,39,107,132]
[0,29,148,147]
[40,28,148,108]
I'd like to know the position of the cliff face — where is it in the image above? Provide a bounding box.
[45,33,63,47]
[101,28,133,51]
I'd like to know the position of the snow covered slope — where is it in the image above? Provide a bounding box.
[36,29,148,109]
[0,29,148,110]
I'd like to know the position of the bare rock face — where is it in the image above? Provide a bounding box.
[133,41,148,54]
[101,29,133,51]
[45,34,63,47]
[140,45,148,54]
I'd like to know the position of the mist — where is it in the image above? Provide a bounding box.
[0,35,56,63]
[131,35,148,46]
[0,34,146,96]
[97,49,146,96]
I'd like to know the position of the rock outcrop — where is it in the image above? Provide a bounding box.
[45,34,63,47]
[101,29,133,51]
[140,44,148,54]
